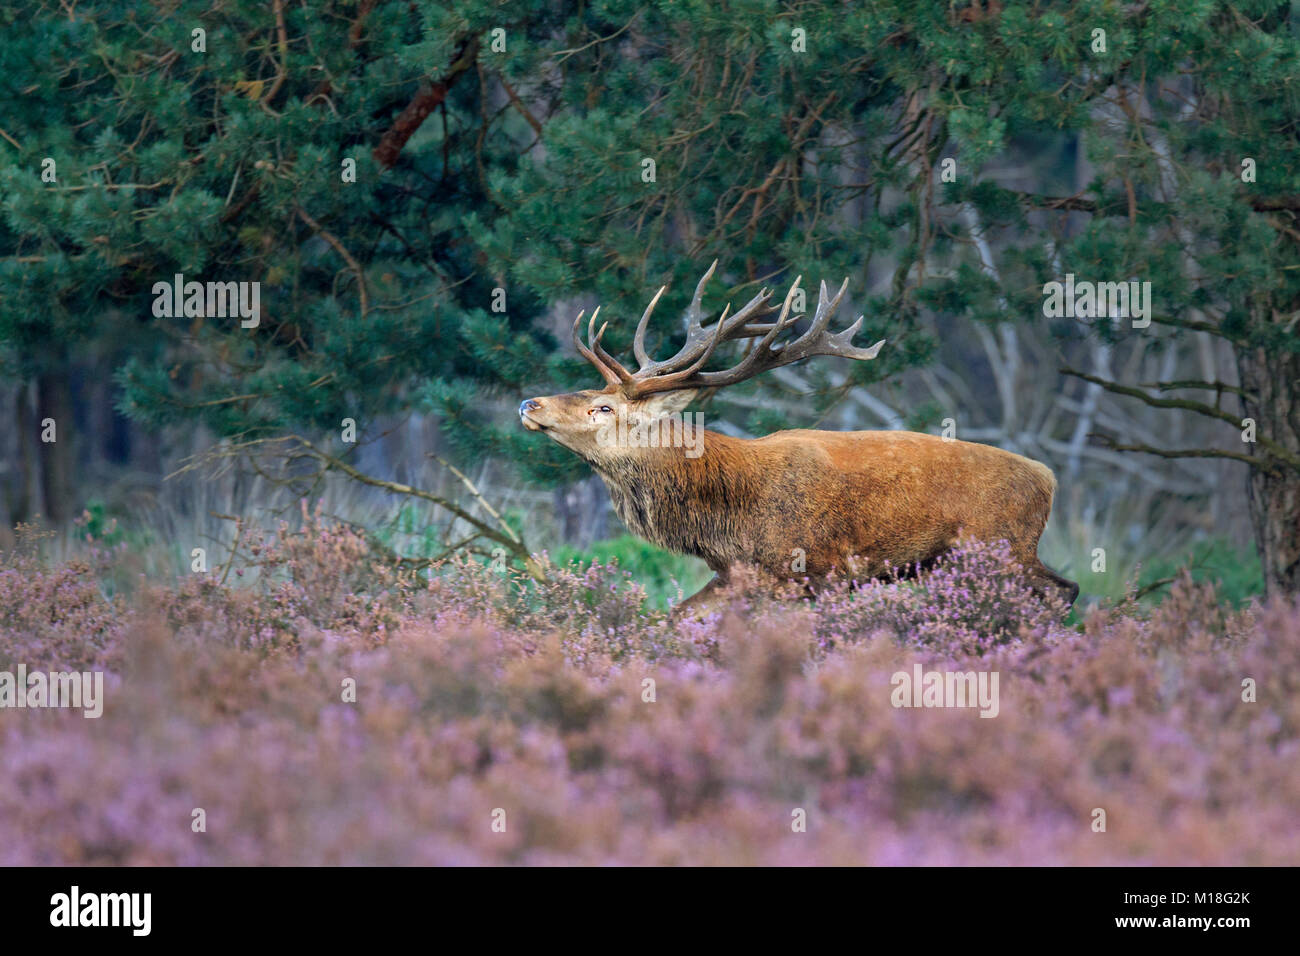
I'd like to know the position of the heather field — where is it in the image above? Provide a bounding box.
[2,513,1297,866]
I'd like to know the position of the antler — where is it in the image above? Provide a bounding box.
[572,261,885,397]
[571,307,632,388]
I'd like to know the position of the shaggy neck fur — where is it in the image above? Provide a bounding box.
[584,430,760,572]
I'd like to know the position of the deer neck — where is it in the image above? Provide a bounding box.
[585,431,756,570]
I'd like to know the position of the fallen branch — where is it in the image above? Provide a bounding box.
[431,454,521,545]
[170,435,542,578]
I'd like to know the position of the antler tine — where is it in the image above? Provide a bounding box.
[677,302,730,377]
[632,285,666,368]
[826,314,887,359]
[781,277,886,363]
[588,308,635,384]
[775,277,848,360]
[631,261,724,378]
[723,290,785,338]
[572,310,624,389]
[811,277,848,335]
[684,259,719,335]
[676,278,803,391]
[691,275,884,388]
[717,286,779,335]
[627,303,733,395]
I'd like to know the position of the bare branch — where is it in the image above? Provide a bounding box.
[430,454,522,545]
[261,0,289,111]
[498,75,543,137]
[1137,378,1257,402]
[1061,367,1237,425]
[170,436,541,576]
[1062,366,1300,469]
[1088,433,1268,471]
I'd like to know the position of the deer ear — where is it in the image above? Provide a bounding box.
[638,389,698,418]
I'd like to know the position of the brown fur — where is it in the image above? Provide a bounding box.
[521,387,1077,614]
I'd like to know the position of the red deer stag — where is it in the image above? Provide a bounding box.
[519,263,1078,616]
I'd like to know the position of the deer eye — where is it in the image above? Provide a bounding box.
[591,405,613,415]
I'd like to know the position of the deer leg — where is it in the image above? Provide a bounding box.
[670,573,728,622]
[671,562,786,622]
[1023,558,1079,610]
[1047,565,1080,608]
[671,561,778,621]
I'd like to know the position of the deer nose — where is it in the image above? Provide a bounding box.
[519,399,541,415]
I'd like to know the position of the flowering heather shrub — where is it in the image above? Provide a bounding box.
[423,551,687,665]
[154,502,424,653]
[0,521,127,672]
[1,513,1297,865]
[787,537,1071,658]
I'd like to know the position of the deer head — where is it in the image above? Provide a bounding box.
[519,261,885,462]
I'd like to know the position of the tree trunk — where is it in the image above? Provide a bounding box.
[553,476,611,547]
[1237,344,1300,597]
[553,483,581,544]
[0,384,14,547]
[16,380,45,524]
[36,370,76,526]
[582,475,609,544]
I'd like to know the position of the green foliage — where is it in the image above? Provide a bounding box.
[1072,535,1264,610]
[9,0,1293,446]
[1136,540,1265,609]
[1,0,944,490]
[551,534,712,610]
[74,500,127,548]
[903,399,944,434]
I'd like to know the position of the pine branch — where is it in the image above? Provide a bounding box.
[1008,189,1101,213]
[1147,314,1247,344]
[372,34,480,168]
[1251,196,1300,212]
[296,207,370,318]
